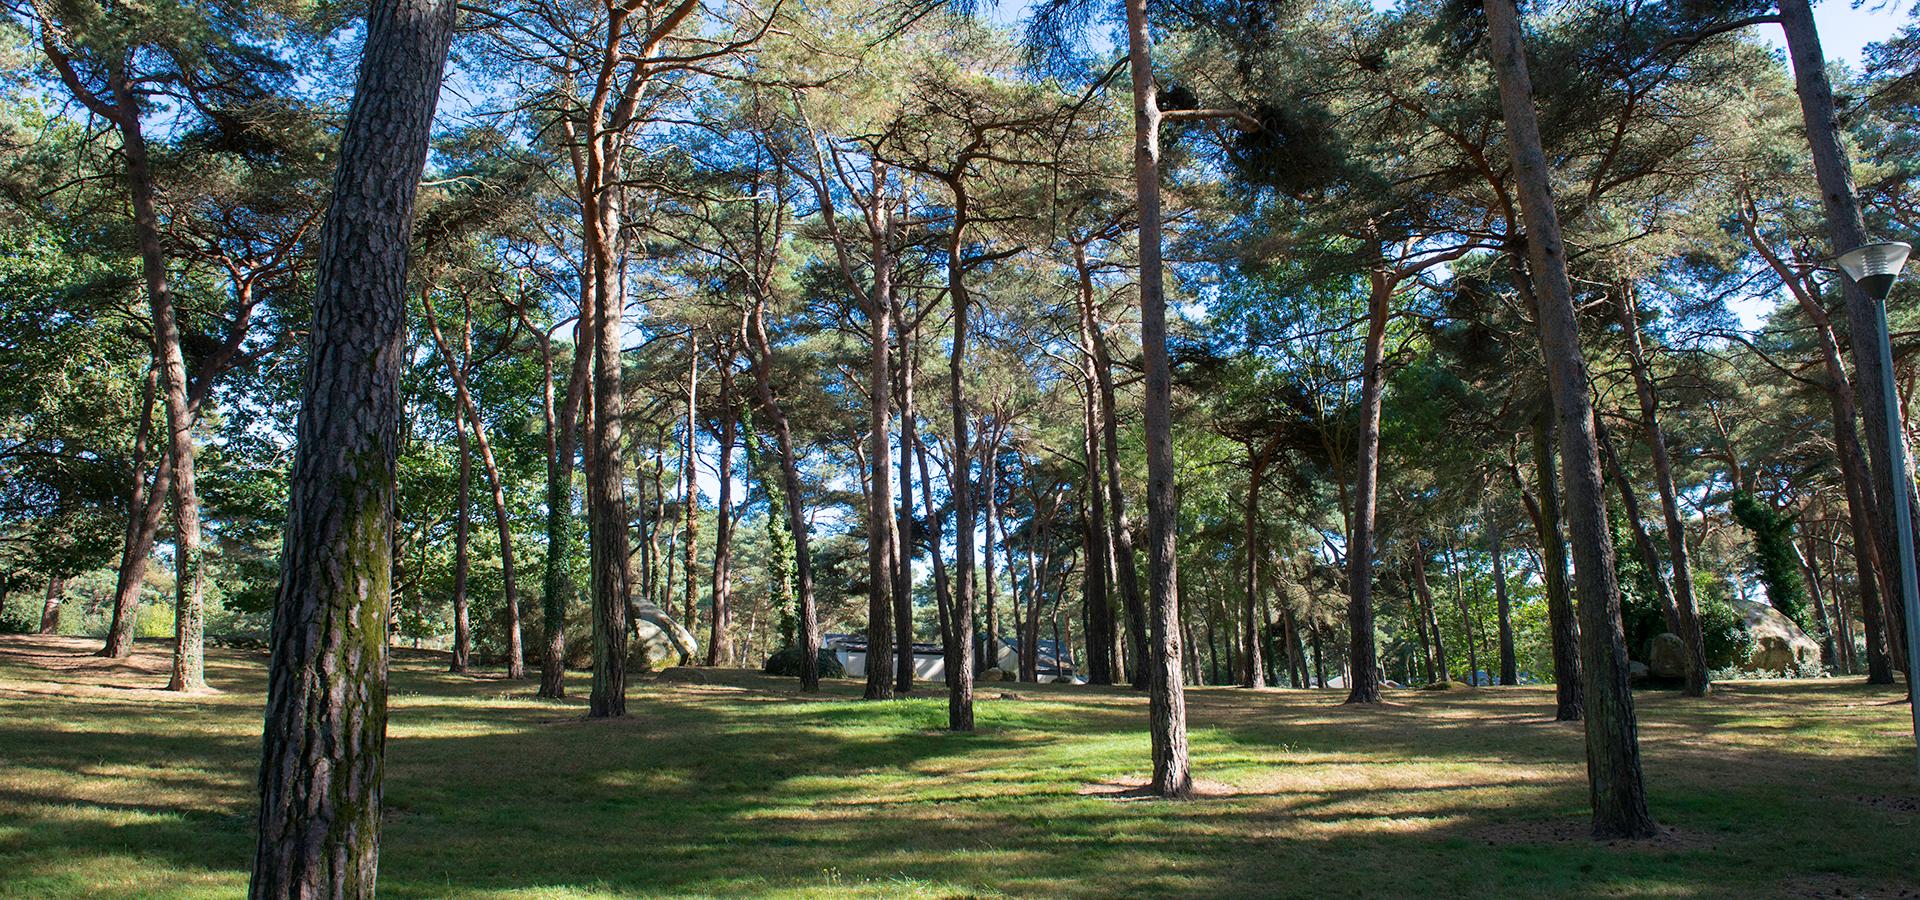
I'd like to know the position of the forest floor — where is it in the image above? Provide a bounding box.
[1,633,1917,898]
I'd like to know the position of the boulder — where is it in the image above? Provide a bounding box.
[1647,632,1688,680]
[977,667,1013,683]
[1732,596,1819,674]
[1629,660,1651,685]
[1420,679,1472,691]
[625,602,700,672]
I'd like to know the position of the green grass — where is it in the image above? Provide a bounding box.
[2,633,1916,898]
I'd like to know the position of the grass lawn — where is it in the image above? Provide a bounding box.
[1,633,1916,898]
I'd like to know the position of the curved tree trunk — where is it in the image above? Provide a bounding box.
[1486,0,1656,838]
[1616,285,1709,697]
[251,0,455,890]
[747,295,820,691]
[106,69,206,694]
[101,367,160,657]
[1087,298,1150,689]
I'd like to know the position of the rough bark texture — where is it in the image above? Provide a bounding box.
[1078,310,1115,686]
[864,214,897,701]
[945,206,976,731]
[1486,0,1656,838]
[1125,0,1191,798]
[1780,0,1917,692]
[250,0,454,892]
[1240,460,1266,688]
[1344,274,1391,703]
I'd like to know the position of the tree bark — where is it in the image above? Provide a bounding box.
[1524,404,1585,720]
[1344,272,1392,702]
[1486,0,1656,838]
[864,200,897,701]
[1125,0,1191,798]
[1492,521,1518,686]
[537,278,593,698]
[421,295,527,677]
[1240,458,1266,688]
[101,367,161,657]
[681,335,701,643]
[1780,0,1916,686]
[746,289,820,691]
[707,360,737,667]
[1078,328,1115,686]
[251,0,455,891]
[105,65,206,693]
[1411,546,1449,682]
[893,315,918,692]
[1616,285,1709,696]
[945,196,976,731]
[37,576,64,635]
[452,400,472,673]
[1083,258,1151,688]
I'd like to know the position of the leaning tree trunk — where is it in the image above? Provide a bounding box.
[747,297,821,691]
[1486,0,1657,838]
[1124,0,1191,798]
[251,0,455,892]
[101,367,160,657]
[107,71,206,693]
[1344,272,1392,703]
[1617,285,1709,697]
[1088,293,1151,688]
[422,295,525,678]
[1781,0,1916,685]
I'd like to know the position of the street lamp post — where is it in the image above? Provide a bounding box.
[1835,240,1920,776]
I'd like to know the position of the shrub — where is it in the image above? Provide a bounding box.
[763,645,844,679]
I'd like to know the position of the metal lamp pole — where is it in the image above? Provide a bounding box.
[1836,240,1920,776]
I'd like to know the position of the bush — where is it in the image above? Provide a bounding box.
[763,645,844,679]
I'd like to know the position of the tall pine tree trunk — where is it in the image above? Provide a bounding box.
[1486,0,1656,837]
[1616,284,1709,696]
[1344,273,1392,702]
[1781,0,1915,684]
[251,0,455,889]
[1124,0,1190,798]
[708,364,737,667]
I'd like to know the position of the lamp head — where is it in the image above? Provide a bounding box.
[1836,241,1911,303]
